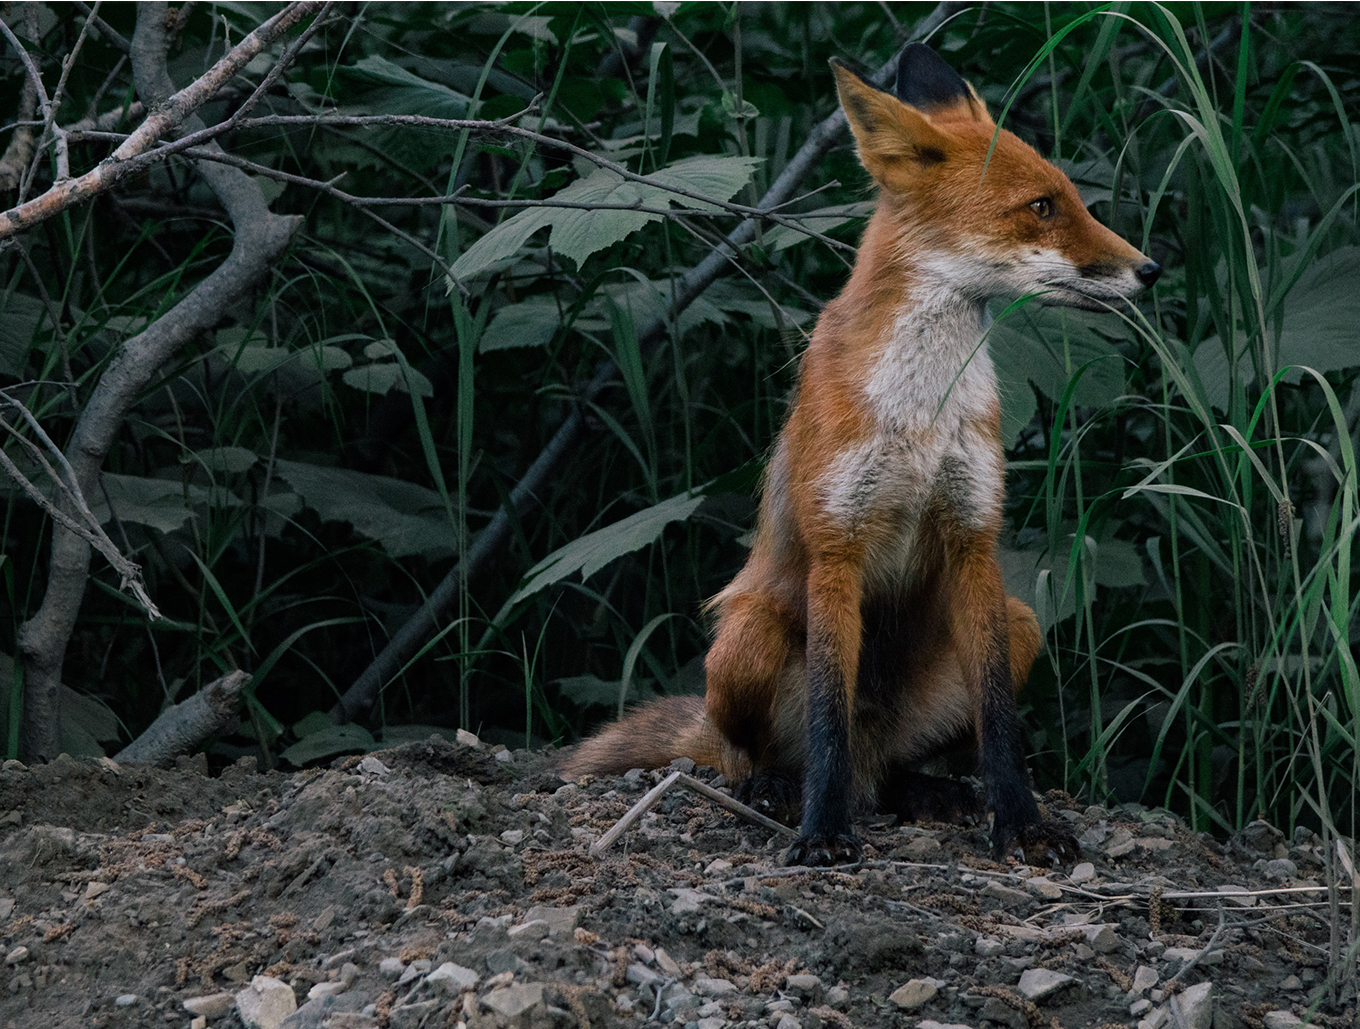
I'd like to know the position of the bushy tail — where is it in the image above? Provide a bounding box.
[558,696,734,779]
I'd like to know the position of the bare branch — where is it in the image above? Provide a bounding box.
[113,670,252,763]
[0,1,321,240]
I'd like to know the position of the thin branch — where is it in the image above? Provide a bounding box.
[71,1,131,53]
[113,670,252,763]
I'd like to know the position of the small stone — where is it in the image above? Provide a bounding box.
[356,756,390,776]
[784,974,822,999]
[669,757,696,774]
[669,887,713,916]
[1263,1012,1302,1029]
[776,1015,801,1029]
[311,906,336,932]
[917,1022,974,1029]
[1025,877,1063,900]
[889,979,938,1011]
[307,981,347,1000]
[627,963,662,987]
[634,943,655,964]
[378,957,405,980]
[1136,837,1175,852]
[494,749,513,762]
[1281,975,1303,991]
[1017,968,1076,1002]
[980,882,1033,909]
[114,995,138,1007]
[184,993,235,1018]
[899,836,943,860]
[1265,858,1297,880]
[655,949,682,977]
[507,920,549,941]
[825,985,849,1009]
[1169,982,1212,1029]
[427,962,479,995]
[4,946,29,965]
[456,729,480,747]
[481,983,545,1018]
[697,1018,724,1029]
[500,829,525,846]
[1070,862,1096,882]
[522,905,579,936]
[1133,966,1158,993]
[1130,999,1152,1016]
[1088,925,1120,954]
[388,1000,438,1029]
[191,1018,207,1029]
[978,996,1027,1029]
[1163,946,1223,966]
[703,858,732,875]
[84,881,110,901]
[235,975,297,1029]
[975,937,1005,958]
[1216,884,1256,907]
[692,978,736,998]
[1107,839,1137,857]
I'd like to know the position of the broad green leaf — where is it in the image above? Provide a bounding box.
[554,675,657,710]
[191,446,258,474]
[231,344,352,375]
[93,473,242,533]
[346,55,472,117]
[1001,537,1145,633]
[0,290,44,377]
[1195,246,1360,410]
[466,12,557,43]
[291,710,333,739]
[759,201,874,252]
[504,491,705,608]
[279,723,375,766]
[480,296,564,352]
[59,686,120,757]
[342,361,435,397]
[273,459,452,558]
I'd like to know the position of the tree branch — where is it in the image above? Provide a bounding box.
[15,2,311,762]
[113,670,252,763]
[329,1,965,724]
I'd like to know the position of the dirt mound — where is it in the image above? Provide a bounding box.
[0,740,1351,1029]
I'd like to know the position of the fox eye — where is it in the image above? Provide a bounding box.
[1028,197,1055,220]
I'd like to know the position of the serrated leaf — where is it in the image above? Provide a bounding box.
[279,723,375,766]
[342,362,434,397]
[480,297,564,352]
[759,201,875,252]
[504,491,705,609]
[92,473,243,533]
[346,55,472,116]
[272,459,452,558]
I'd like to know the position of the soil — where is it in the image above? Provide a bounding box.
[0,737,1353,1029]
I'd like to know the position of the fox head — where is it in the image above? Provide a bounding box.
[831,45,1160,309]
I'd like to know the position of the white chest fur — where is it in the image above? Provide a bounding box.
[818,291,1004,583]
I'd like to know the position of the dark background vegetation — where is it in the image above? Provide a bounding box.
[2,2,1358,843]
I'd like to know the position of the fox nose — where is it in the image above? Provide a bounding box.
[1135,260,1162,287]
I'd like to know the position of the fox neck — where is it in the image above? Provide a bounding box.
[839,207,997,434]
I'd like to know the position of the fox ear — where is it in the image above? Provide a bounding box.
[894,43,993,127]
[831,59,953,179]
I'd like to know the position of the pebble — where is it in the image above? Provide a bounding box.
[1216,884,1256,907]
[456,729,480,747]
[918,1021,974,1029]
[775,1015,800,1029]
[655,948,682,977]
[191,1017,207,1029]
[1130,999,1152,1016]
[1281,974,1303,990]
[522,904,580,936]
[500,829,525,845]
[235,975,297,1029]
[114,994,138,1007]
[889,978,938,1010]
[1169,981,1213,1029]
[184,993,235,1018]
[691,977,736,998]
[975,937,1004,957]
[1132,965,1158,992]
[4,946,29,965]
[506,920,549,941]
[356,756,390,777]
[311,905,336,931]
[978,996,1027,1029]
[1263,1012,1302,1029]
[1087,924,1121,954]
[627,962,662,986]
[1025,876,1063,900]
[1265,858,1297,879]
[1017,968,1076,1002]
[378,957,405,980]
[306,981,348,1000]
[825,985,849,1009]
[481,982,544,1018]
[697,1018,724,1029]
[1070,862,1096,882]
[1163,946,1223,966]
[427,962,479,995]
[899,836,943,859]
[784,974,822,999]
[980,882,1032,909]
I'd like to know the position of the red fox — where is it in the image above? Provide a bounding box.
[562,45,1160,866]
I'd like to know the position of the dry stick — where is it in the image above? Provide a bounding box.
[591,771,681,854]
[113,670,252,763]
[330,0,965,724]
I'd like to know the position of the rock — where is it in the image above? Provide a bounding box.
[1025,876,1063,900]
[1232,819,1283,855]
[776,1015,801,1029]
[703,858,732,875]
[378,957,405,980]
[1079,825,1109,849]
[889,979,938,1010]
[500,829,525,845]
[669,887,714,916]
[978,996,1027,1029]
[980,882,1033,909]
[307,982,347,1001]
[975,937,1004,957]
[388,1000,438,1029]
[1017,968,1076,1002]
[898,836,943,860]
[1131,999,1152,1016]
[626,962,662,986]
[1216,884,1256,907]
[1132,966,1158,993]
[1265,858,1298,880]
[1107,839,1137,857]
[655,949,682,977]
[506,919,549,941]
[1263,1012,1302,1029]
[184,993,235,1018]
[356,756,390,776]
[669,757,696,773]
[1070,862,1096,882]
[697,1019,724,1029]
[1169,981,1213,1029]
[918,1022,974,1029]
[311,906,335,932]
[522,904,579,936]
[428,962,479,995]
[236,976,298,1029]
[633,943,655,964]
[456,729,480,747]
[481,983,545,1018]
[1136,837,1175,852]
[191,1018,207,1029]
[692,978,737,998]
[1281,975,1303,990]
[785,974,822,1000]
[114,995,138,1007]
[1163,946,1223,966]
[4,946,29,964]
[825,985,850,1009]
[1087,925,1120,954]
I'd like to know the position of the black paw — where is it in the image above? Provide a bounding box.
[734,770,802,825]
[992,819,1080,866]
[783,832,861,867]
[888,775,984,824]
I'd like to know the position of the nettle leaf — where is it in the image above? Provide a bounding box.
[95,473,242,533]
[230,344,352,375]
[273,459,452,559]
[504,491,706,609]
[280,723,375,766]
[759,201,875,252]
[342,362,435,397]
[0,289,44,377]
[1001,537,1145,633]
[1195,246,1360,410]
[346,55,471,117]
[451,156,760,281]
[988,304,1130,446]
[480,296,565,352]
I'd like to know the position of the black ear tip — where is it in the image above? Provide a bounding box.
[895,42,970,110]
